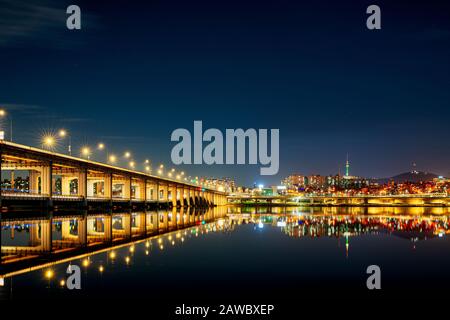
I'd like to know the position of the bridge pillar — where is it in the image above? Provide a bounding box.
[104,173,112,199]
[40,163,52,197]
[156,182,160,204]
[122,177,131,200]
[78,169,87,198]
[29,170,40,194]
[171,185,178,207]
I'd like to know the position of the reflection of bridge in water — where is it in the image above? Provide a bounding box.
[0,141,228,211]
[0,206,228,277]
[228,194,450,207]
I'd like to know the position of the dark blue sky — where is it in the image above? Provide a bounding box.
[1,0,449,185]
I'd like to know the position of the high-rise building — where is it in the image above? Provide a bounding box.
[345,153,350,177]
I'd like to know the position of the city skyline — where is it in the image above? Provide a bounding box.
[1,0,450,185]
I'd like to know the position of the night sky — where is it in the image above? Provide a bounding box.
[1,0,449,185]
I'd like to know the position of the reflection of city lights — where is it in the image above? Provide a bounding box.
[82,258,90,267]
[109,251,116,259]
[145,241,150,248]
[60,279,65,287]
[99,266,104,273]
[129,246,135,253]
[125,256,130,264]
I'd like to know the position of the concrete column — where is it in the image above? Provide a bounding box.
[172,185,178,207]
[29,170,40,194]
[140,180,146,200]
[61,176,72,195]
[123,177,131,199]
[104,174,112,198]
[78,169,87,198]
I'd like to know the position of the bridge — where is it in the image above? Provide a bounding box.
[228,193,450,207]
[0,141,228,211]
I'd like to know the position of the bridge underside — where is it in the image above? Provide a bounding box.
[0,142,228,212]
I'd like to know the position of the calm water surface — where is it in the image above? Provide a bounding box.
[1,206,450,301]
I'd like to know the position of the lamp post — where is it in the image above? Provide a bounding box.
[81,146,91,160]
[58,129,71,155]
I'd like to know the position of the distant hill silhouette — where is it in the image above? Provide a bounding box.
[377,171,440,184]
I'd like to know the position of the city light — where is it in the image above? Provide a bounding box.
[58,129,66,137]
[129,161,135,168]
[58,129,71,155]
[42,135,55,149]
[145,159,150,164]
[145,166,150,172]
[124,151,131,158]
[98,142,105,150]
[81,146,91,159]
[109,154,117,164]
[0,109,5,117]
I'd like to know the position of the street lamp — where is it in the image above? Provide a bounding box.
[124,151,131,159]
[98,143,105,150]
[129,161,135,169]
[42,135,55,150]
[58,129,71,155]
[108,154,117,164]
[81,146,91,159]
